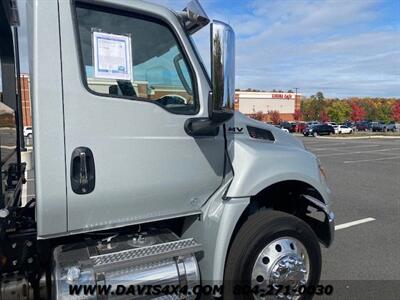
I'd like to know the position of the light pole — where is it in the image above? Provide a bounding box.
[293,88,299,131]
[294,88,299,99]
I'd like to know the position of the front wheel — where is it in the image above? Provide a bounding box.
[224,210,321,300]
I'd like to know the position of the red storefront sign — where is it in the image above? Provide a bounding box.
[272,94,293,99]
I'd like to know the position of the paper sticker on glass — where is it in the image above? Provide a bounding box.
[93,31,132,80]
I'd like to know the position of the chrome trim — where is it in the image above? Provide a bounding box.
[302,194,335,247]
[211,20,235,115]
[252,237,310,300]
[92,238,202,272]
[52,230,201,299]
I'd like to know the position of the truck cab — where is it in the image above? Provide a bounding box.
[0,0,334,299]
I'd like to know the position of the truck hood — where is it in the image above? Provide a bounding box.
[231,112,305,150]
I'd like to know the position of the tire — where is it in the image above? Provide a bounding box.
[224,210,322,300]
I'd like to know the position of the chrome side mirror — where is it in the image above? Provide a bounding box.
[210,20,235,123]
[179,0,210,34]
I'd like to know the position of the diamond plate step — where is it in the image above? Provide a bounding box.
[91,238,202,272]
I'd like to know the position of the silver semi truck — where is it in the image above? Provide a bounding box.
[0,0,334,299]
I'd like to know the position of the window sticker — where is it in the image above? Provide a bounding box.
[92,31,132,80]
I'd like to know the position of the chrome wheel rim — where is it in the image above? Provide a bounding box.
[251,237,310,299]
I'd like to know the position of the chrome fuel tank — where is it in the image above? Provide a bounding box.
[52,230,201,299]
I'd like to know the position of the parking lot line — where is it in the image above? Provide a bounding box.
[343,156,400,164]
[335,218,376,230]
[312,144,381,151]
[318,147,400,157]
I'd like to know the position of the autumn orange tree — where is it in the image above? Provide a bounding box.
[392,102,400,121]
[301,96,399,123]
[268,110,281,124]
[293,109,302,121]
[350,102,366,121]
[249,111,264,121]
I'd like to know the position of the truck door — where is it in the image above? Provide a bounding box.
[58,1,225,232]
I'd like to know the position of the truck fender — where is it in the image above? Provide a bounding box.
[183,182,333,282]
[181,179,250,282]
[226,138,331,205]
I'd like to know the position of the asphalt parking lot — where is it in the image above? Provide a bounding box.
[298,136,400,299]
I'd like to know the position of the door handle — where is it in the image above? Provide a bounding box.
[71,147,95,194]
[79,152,88,186]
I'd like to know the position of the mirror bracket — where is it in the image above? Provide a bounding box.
[178,0,210,34]
[184,118,219,137]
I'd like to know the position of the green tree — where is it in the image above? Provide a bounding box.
[362,99,378,121]
[302,97,325,121]
[328,101,351,123]
[376,101,392,123]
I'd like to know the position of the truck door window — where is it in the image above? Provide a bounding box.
[75,3,198,114]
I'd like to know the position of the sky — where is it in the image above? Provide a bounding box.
[13,0,400,98]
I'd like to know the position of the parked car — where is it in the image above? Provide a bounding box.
[336,125,353,134]
[23,126,33,139]
[275,125,290,133]
[303,124,335,136]
[279,121,296,133]
[307,121,320,127]
[295,122,308,133]
[355,121,371,131]
[371,121,387,132]
[344,121,355,129]
[386,121,400,132]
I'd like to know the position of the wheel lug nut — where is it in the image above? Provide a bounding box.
[277,293,285,298]
[272,271,280,279]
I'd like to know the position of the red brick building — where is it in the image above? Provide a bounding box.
[20,74,32,127]
[0,74,32,127]
[235,91,302,122]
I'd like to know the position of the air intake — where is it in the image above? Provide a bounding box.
[247,126,275,141]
